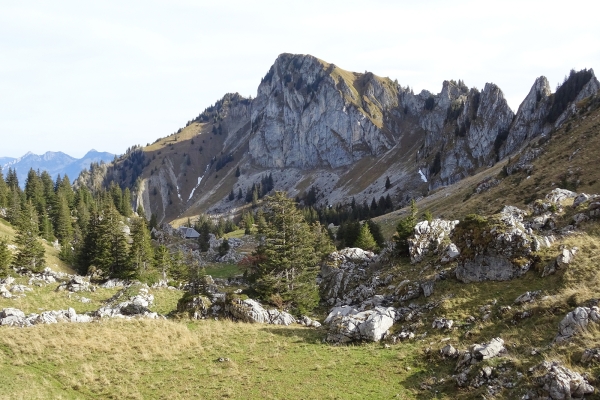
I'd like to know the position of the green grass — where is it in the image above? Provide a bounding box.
[203,263,243,279]
[0,319,421,399]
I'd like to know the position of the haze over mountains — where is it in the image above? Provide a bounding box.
[0,149,114,187]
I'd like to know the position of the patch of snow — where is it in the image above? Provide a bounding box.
[187,164,210,201]
[419,169,428,183]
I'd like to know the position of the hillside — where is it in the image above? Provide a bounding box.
[3,111,600,398]
[76,54,598,225]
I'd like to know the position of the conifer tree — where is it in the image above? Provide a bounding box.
[355,223,377,252]
[93,204,130,278]
[0,237,12,277]
[121,188,133,217]
[394,199,418,256]
[169,248,187,282]
[15,201,45,272]
[251,191,321,314]
[0,170,8,208]
[129,217,154,279]
[154,245,171,281]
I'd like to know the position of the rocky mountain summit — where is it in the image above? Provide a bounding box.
[80,54,598,223]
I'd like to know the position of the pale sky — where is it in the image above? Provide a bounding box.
[1,0,598,158]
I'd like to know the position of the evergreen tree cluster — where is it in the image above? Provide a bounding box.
[246,192,334,314]
[244,174,274,204]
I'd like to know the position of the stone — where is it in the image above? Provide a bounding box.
[432,318,454,330]
[581,348,600,364]
[325,306,396,343]
[440,344,459,358]
[535,361,594,400]
[225,298,296,325]
[408,219,459,264]
[298,315,321,328]
[514,290,541,304]
[555,306,600,343]
[556,247,577,269]
[545,188,578,204]
[420,280,435,298]
[471,337,506,361]
[0,308,26,319]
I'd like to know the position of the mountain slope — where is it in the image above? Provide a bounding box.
[2,150,115,187]
[82,54,598,224]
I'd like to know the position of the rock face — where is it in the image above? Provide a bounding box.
[408,219,459,263]
[250,54,396,169]
[319,248,377,306]
[324,306,396,343]
[0,307,92,327]
[85,52,600,222]
[454,206,539,283]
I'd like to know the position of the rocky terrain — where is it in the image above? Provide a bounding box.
[75,54,598,224]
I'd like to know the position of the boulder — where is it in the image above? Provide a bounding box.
[325,306,396,343]
[440,344,460,358]
[471,337,506,361]
[319,248,377,306]
[432,318,454,330]
[534,361,594,399]
[225,298,296,325]
[177,294,213,320]
[555,306,600,343]
[454,206,538,283]
[546,188,578,204]
[298,315,321,328]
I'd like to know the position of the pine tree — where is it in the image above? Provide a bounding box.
[0,170,8,208]
[235,166,240,177]
[0,237,12,277]
[385,176,391,190]
[251,192,321,314]
[14,201,46,272]
[129,217,154,281]
[121,188,133,217]
[355,223,377,252]
[93,204,131,278]
[394,199,418,256]
[154,245,171,281]
[169,248,188,282]
[228,189,235,201]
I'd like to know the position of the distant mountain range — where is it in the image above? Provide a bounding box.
[1,150,115,187]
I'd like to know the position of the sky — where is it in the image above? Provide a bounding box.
[1,0,599,159]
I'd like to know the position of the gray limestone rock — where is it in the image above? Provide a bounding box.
[225,298,296,325]
[325,306,396,343]
[408,219,459,264]
[471,337,506,361]
[534,361,594,400]
[555,306,600,343]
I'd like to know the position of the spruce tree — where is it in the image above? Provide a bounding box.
[121,188,133,217]
[394,199,418,256]
[355,223,377,252]
[0,237,12,277]
[154,245,171,281]
[129,217,154,281]
[251,191,321,314]
[15,201,46,272]
[94,204,131,278]
[0,170,8,208]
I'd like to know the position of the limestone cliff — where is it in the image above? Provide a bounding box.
[81,55,599,222]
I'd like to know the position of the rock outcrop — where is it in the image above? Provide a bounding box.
[225,298,296,325]
[408,219,459,263]
[531,361,595,400]
[324,305,396,343]
[454,206,540,283]
[554,306,600,343]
